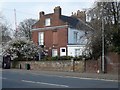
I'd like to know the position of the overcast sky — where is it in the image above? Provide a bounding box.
[0,0,98,30]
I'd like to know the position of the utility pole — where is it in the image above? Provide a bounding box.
[101,2,105,73]
[14,9,18,37]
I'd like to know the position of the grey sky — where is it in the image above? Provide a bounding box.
[0,0,96,30]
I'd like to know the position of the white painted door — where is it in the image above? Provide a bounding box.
[60,47,66,56]
[52,49,58,57]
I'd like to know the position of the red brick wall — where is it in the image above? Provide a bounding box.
[32,31,38,45]
[53,31,58,44]
[32,28,68,56]
[32,7,69,57]
[32,13,66,29]
[105,52,119,74]
[85,52,119,74]
[85,60,98,73]
[57,28,68,55]
[44,28,68,56]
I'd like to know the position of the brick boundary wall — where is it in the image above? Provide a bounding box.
[12,60,85,73]
[84,52,119,74]
[105,52,119,74]
[11,52,119,74]
[85,60,98,73]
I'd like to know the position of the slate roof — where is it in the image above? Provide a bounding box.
[32,14,94,31]
[60,15,94,31]
[60,15,79,28]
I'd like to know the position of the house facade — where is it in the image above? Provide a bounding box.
[32,6,91,57]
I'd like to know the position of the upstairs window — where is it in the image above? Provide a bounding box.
[74,31,79,43]
[45,18,51,26]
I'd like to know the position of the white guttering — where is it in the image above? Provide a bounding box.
[31,25,68,31]
[67,45,86,47]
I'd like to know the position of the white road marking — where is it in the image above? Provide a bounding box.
[0,77,7,80]
[32,73,118,82]
[21,80,69,87]
[2,77,7,80]
[64,76,118,82]
[3,70,118,82]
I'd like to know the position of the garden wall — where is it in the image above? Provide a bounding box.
[85,60,98,73]
[13,60,85,72]
[11,52,119,74]
[105,52,119,74]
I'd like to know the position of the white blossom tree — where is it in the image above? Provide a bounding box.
[2,37,40,61]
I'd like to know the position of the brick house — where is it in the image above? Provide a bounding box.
[32,6,92,57]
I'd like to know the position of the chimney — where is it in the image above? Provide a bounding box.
[77,10,86,22]
[54,6,61,18]
[39,11,45,19]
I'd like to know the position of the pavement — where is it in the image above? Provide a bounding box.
[3,69,119,82]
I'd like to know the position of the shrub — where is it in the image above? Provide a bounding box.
[42,56,73,61]
[72,56,84,61]
[3,38,39,61]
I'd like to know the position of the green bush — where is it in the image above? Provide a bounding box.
[58,56,72,60]
[42,56,73,61]
[12,58,19,68]
[73,56,82,61]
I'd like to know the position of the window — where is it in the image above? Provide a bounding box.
[75,49,80,57]
[45,18,51,26]
[62,49,65,52]
[52,49,58,57]
[74,31,78,43]
[38,32,44,45]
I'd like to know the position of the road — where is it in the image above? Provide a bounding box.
[2,69,118,88]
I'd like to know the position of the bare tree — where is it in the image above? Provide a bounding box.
[18,19,37,40]
[0,13,12,43]
[86,1,120,59]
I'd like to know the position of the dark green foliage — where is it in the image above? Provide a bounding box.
[12,58,19,68]
[42,56,73,61]
[73,56,82,61]
[111,26,120,54]
[41,56,89,61]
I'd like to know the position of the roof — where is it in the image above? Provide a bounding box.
[60,15,79,28]
[32,14,94,32]
[60,15,94,31]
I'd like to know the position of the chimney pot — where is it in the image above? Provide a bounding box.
[39,11,45,19]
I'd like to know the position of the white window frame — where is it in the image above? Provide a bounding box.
[74,31,79,43]
[38,32,44,45]
[52,49,58,57]
[45,18,51,26]
[75,49,80,57]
